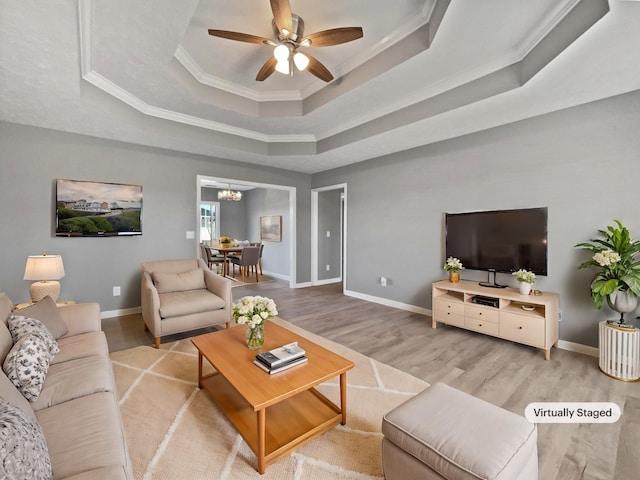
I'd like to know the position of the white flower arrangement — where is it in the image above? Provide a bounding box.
[513,269,536,284]
[232,296,278,328]
[444,257,463,272]
[592,249,621,267]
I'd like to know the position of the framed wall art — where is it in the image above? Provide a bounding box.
[260,215,282,242]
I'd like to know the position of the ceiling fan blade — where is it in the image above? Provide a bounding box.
[270,0,293,34]
[208,29,273,45]
[302,27,363,47]
[304,53,334,82]
[256,57,278,81]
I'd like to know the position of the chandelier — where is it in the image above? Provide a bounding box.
[218,184,242,202]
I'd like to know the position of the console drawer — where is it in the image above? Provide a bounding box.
[435,310,465,328]
[465,304,499,324]
[434,298,464,316]
[500,312,545,347]
[465,318,500,336]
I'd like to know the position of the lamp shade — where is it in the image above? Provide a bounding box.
[24,255,65,281]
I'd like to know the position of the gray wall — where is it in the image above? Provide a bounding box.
[245,188,290,278]
[2,90,638,347]
[0,122,311,311]
[313,90,640,347]
[201,188,246,240]
[318,189,343,281]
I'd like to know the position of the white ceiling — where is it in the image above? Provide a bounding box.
[1,0,639,174]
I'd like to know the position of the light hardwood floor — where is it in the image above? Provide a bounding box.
[103,280,640,480]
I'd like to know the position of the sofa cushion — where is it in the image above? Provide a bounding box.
[8,315,60,357]
[36,392,129,480]
[3,334,52,401]
[0,397,52,480]
[158,290,226,318]
[0,319,13,367]
[16,296,69,339]
[52,331,109,364]
[31,355,114,411]
[0,370,37,421]
[0,293,13,326]
[151,268,206,294]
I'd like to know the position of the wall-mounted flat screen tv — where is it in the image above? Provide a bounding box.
[445,207,548,275]
[56,179,142,236]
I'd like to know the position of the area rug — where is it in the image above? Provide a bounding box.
[110,318,428,480]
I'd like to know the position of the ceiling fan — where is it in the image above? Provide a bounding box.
[208,0,364,82]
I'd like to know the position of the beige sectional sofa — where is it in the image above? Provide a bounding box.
[0,293,132,480]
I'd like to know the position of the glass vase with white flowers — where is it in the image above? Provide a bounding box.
[232,296,278,350]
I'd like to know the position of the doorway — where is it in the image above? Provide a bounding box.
[311,184,347,289]
[196,175,297,288]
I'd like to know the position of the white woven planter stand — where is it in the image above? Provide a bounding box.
[599,322,640,381]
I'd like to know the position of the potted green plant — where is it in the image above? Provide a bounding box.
[575,220,640,325]
[513,269,536,295]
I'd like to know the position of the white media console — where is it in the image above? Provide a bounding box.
[432,279,559,360]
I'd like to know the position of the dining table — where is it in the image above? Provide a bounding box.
[207,244,244,277]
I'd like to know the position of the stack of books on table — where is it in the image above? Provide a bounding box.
[254,342,307,374]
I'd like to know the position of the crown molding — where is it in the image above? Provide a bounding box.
[174,46,303,102]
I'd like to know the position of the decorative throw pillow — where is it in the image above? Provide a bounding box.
[0,398,52,480]
[7,316,59,357]
[152,268,206,293]
[16,296,68,339]
[3,334,52,401]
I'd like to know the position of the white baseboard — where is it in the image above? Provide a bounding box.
[314,277,342,286]
[557,340,598,357]
[344,289,432,316]
[101,306,141,319]
[262,270,289,281]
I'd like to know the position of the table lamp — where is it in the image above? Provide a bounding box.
[23,254,65,302]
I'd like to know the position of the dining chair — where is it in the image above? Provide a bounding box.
[200,244,225,272]
[229,245,261,282]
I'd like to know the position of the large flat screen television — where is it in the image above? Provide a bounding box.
[445,207,548,278]
[55,179,142,236]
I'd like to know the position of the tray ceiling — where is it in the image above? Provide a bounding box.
[1,0,639,173]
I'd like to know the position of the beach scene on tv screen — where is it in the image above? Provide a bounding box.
[56,179,142,236]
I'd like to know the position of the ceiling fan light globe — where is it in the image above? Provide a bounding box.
[275,60,290,75]
[293,52,309,71]
[274,44,290,62]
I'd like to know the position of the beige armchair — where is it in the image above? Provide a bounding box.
[141,258,232,348]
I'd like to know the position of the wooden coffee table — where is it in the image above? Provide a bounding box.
[191,322,354,474]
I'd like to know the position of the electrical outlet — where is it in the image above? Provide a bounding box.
[380,277,387,287]
[186,231,195,239]
[326,264,330,271]
[326,231,331,237]
[113,286,121,296]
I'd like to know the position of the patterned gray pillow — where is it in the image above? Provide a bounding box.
[2,334,51,401]
[0,398,52,480]
[7,315,60,357]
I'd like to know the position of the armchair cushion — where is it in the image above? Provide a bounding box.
[158,290,226,318]
[151,269,206,294]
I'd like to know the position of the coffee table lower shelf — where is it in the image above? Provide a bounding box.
[200,373,343,474]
